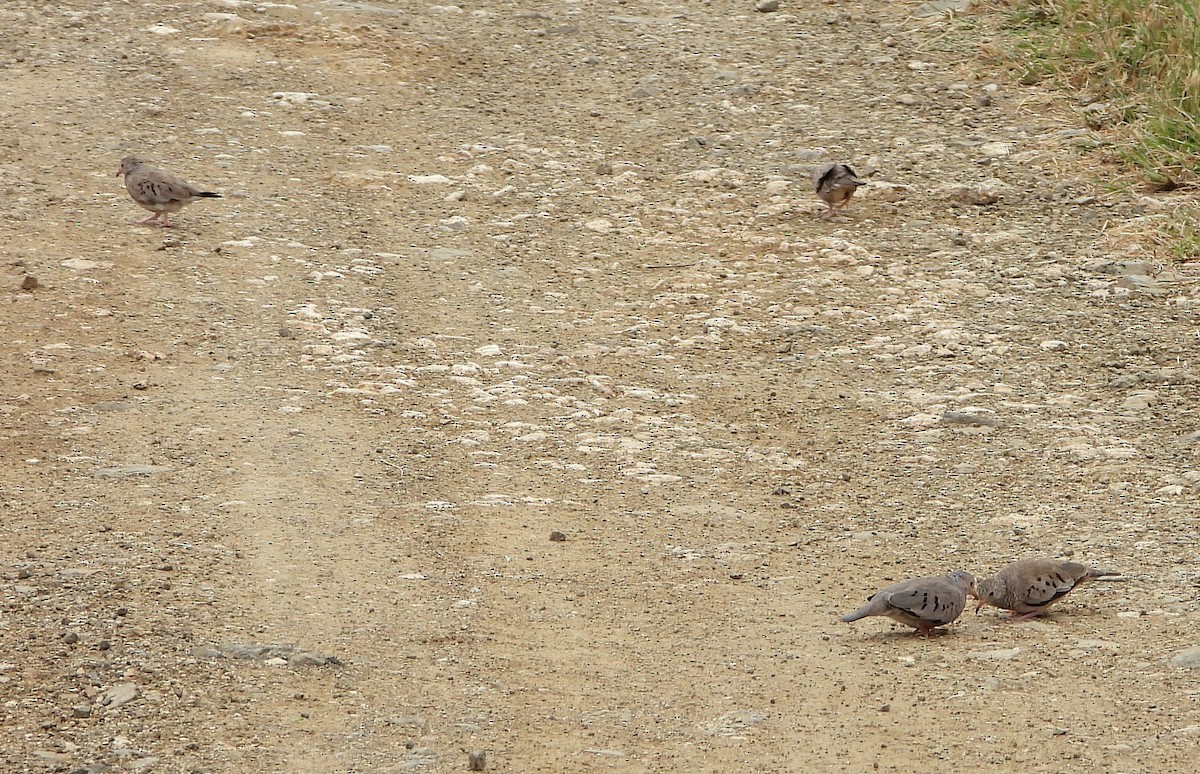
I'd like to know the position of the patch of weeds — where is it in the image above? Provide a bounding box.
[985,0,1200,259]
[1158,207,1200,262]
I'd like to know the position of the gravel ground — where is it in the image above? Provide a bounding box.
[2,0,1199,772]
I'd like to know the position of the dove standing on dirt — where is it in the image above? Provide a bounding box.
[812,161,866,217]
[118,156,222,227]
[974,558,1119,620]
[840,571,975,636]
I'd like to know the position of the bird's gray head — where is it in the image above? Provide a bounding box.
[117,157,144,178]
[949,570,976,597]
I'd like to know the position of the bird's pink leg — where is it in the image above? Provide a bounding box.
[913,627,948,638]
[159,212,173,228]
[1005,611,1043,623]
[135,212,160,225]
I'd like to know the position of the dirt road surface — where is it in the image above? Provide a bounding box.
[2,0,1199,771]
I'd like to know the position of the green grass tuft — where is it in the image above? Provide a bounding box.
[999,0,1200,187]
[992,0,1200,261]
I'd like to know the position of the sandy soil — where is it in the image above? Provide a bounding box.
[2,0,1200,772]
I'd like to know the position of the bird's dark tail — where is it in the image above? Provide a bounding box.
[839,606,872,623]
[197,191,222,198]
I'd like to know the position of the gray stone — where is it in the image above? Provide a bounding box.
[914,0,971,17]
[93,465,174,479]
[1090,260,1153,276]
[101,683,138,709]
[1116,274,1170,295]
[755,0,780,12]
[942,410,1001,427]
[967,647,1021,661]
[1169,645,1200,669]
[288,651,331,668]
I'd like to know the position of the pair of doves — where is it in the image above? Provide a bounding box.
[841,559,1120,636]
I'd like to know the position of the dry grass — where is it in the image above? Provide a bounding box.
[990,0,1200,260]
[998,0,1199,187]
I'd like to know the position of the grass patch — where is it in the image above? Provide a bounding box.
[988,0,1200,262]
[996,0,1200,188]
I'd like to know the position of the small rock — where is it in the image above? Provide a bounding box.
[1122,391,1156,411]
[20,275,38,290]
[288,651,331,668]
[941,410,1001,427]
[549,530,567,542]
[914,0,971,17]
[468,750,487,770]
[100,683,138,709]
[93,465,174,479]
[878,703,891,712]
[63,631,79,645]
[755,0,780,12]
[408,174,454,185]
[967,647,1021,661]
[1116,274,1170,296]
[1040,340,1069,351]
[947,179,1011,206]
[1090,260,1153,276]
[1169,645,1200,669]
[72,705,92,718]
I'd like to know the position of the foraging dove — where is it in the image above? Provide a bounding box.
[118,157,222,227]
[840,571,975,636]
[974,558,1119,620]
[812,161,866,217]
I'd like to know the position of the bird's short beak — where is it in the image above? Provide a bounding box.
[115,169,122,177]
[974,600,985,614]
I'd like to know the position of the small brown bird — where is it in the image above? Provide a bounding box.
[117,156,222,227]
[840,571,975,637]
[812,161,866,217]
[974,558,1119,621]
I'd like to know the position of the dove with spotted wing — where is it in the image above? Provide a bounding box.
[974,558,1119,620]
[118,156,222,227]
[840,571,975,636]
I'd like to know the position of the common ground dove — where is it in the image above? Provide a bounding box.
[812,161,866,217]
[118,157,222,227]
[974,558,1119,620]
[840,571,975,636]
